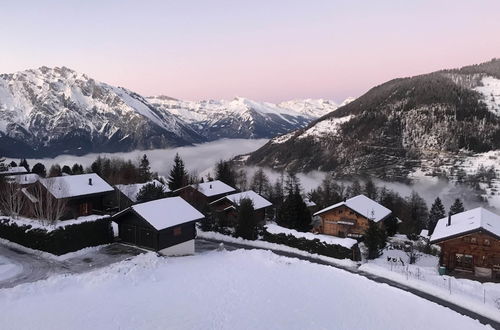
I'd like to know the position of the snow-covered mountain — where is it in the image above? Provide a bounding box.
[0,66,349,157]
[246,59,500,179]
[0,67,203,157]
[147,96,347,140]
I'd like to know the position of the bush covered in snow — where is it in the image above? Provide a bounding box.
[0,216,113,255]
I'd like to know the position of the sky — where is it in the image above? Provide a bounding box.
[1,1,500,102]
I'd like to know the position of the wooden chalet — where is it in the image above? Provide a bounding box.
[430,208,500,279]
[209,190,272,224]
[175,180,236,210]
[115,179,171,210]
[313,195,392,238]
[112,197,205,256]
[22,173,115,220]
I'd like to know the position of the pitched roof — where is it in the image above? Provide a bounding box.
[212,190,272,210]
[0,166,28,175]
[115,180,170,202]
[191,180,236,197]
[5,173,40,185]
[40,173,114,199]
[127,197,204,230]
[430,207,500,243]
[313,195,392,223]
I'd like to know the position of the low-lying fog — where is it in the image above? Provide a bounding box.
[10,138,495,211]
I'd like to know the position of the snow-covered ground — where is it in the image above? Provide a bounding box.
[0,256,22,282]
[264,223,357,249]
[0,214,109,232]
[0,249,490,330]
[359,238,500,323]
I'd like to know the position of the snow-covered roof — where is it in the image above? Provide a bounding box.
[40,173,114,199]
[430,207,500,243]
[5,173,40,185]
[0,166,28,175]
[192,180,236,197]
[212,190,272,210]
[313,195,392,223]
[419,229,429,238]
[304,198,317,207]
[128,197,204,230]
[116,180,170,202]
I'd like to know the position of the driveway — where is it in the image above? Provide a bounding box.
[0,243,144,289]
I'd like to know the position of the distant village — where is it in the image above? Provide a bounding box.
[0,154,499,281]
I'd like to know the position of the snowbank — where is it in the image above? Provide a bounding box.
[0,256,22,282]
[360,247,500,323]
[264,223,357,248]
[0,250,489,330]
[0,214,109,233]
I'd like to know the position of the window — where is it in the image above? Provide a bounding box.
[463,237,470,243]
[173,227,182,236]
[471,237,477,244]
[484,239,491,246]
[455,254,473,269]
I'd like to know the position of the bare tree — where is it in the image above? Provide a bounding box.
[30,181,68,225]
[0,181,25,218]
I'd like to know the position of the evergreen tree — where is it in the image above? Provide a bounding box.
[427,197,446,235]
[405,191,429,234]
[168,153,188,191]
[138,154,152,182]
[215,160,236,187]
[349,179,362,197]
[365,219,386,259]
[71,163,84,175]
[277,184,311,231]
[9,161,17,167]
[61,165,72,175]
[383,215,399,237]
[32,163,47,177]
[234,198,258,240]
[136,182,168,203]
[364,178,378,200]
[19,159,30,172]
[449,198,465,215]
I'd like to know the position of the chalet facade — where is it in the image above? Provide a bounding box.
[430,208,500,279]
[313,195,392,238]
[209,190,272,224]
[22,173,115,220]
[112,197,204,256]
[115,179,170,210]
[175,180,236,210]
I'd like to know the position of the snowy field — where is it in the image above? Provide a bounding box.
[0,249,490,330]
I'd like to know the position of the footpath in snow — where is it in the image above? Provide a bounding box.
[0,249,491,330]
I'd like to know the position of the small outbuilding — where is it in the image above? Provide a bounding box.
[115,179,171,209]
[210,190,272,223]
[175,180,236,210]
[112,197,204,256]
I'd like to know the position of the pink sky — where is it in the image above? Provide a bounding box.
[1,1,500,102]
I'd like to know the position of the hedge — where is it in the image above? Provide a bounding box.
[0,217,113,255]
[262,230,361,261]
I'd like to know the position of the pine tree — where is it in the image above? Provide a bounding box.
[449,198,465,215]
[19,159,30,172]
[136,182,168,203]
[364,178,378,200]
[349,179,362,197]
[250,168,270,195]
[168,153,188,191]
[365,219,386,259]
[277,184,311,231]
[405,191,429,234]
[48,164,62,177]
[71,163,84,175]
[32,163,47,177]
[427,197,446,235]
[9,161,17,167]
[138,154,152,183]
[234,198,258,240]
[215,160,236,187]
[61,165,72,175]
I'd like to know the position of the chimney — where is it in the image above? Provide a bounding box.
[447,213,451,226]
[89,178,93,186]
[210,184,212,189]
[343,197,347,202]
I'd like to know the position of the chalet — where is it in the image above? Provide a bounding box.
[209,190,272,223]
[23,173,115,220]
[430,207,500,279]
[313,195,392,238]
[0,166,28,177]
[112,197,204,256]
[175,180,236,210]
[115,179,171,210]
[5,173,40,186]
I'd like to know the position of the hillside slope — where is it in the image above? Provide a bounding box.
[246,59,500,179]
